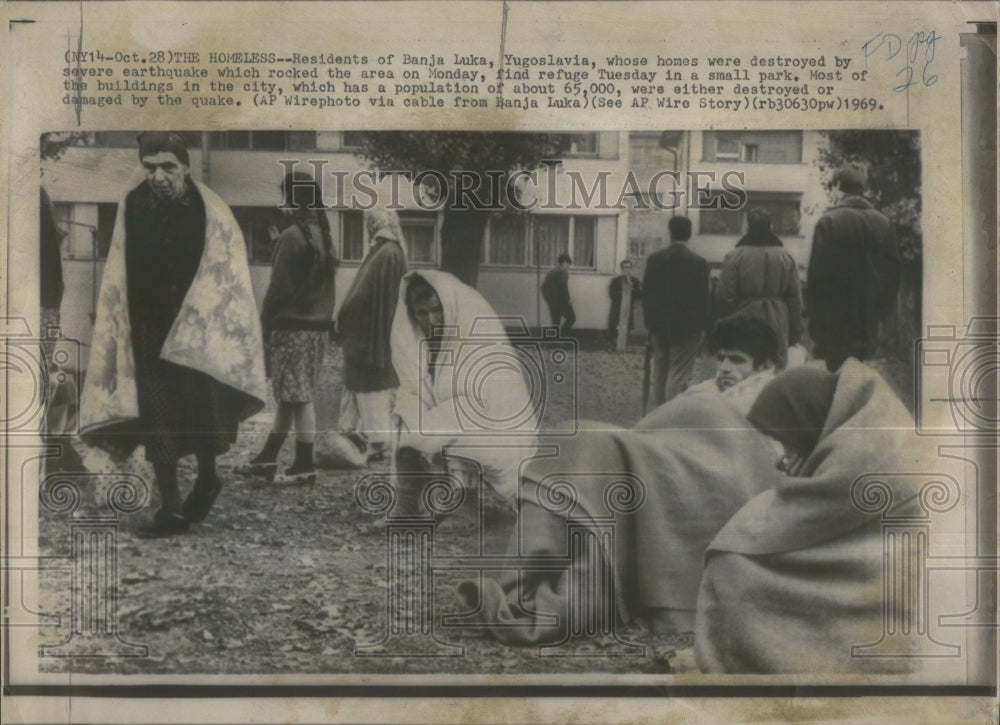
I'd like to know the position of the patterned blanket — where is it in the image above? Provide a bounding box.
[80,176,266,443]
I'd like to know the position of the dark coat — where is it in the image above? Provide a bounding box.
[541,267,571,311]
[608,274,641,332]
[261,221,337,332]
[642,242,709,340]
[719,230,803,350]
[337,239,407,392]
[806,196,899,362]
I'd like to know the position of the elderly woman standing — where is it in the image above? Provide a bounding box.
[717,208,803,365]
[240,173,338,484]
[336,207,408,462]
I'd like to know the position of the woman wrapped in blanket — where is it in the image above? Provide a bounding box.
[696,362,934,674]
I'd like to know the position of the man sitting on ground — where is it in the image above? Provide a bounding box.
[685,314,780,416]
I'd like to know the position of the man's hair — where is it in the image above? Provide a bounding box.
[620,259,632,269]
[708,314,780,368]
[557,253,572,265]
[668,215,692,241]
[137,131,190,167]
[833,164,866,195]
[747,207,772,232]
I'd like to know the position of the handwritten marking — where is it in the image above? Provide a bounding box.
[862,30,940,92]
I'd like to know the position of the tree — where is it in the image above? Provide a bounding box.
[40,132,94,163]
[355,132,570,287]
[817,130,922,359]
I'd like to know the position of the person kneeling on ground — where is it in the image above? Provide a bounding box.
[389,271,538,516]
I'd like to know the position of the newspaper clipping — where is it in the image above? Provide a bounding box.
[2,1,997,723]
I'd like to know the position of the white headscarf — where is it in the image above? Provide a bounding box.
[390,270,538,439]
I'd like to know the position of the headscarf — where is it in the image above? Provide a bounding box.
[365,206,403,244]
[747,366,839,455]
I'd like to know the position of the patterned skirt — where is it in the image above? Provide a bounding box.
[270,330,327,403]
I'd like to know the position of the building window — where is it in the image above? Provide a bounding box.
[341,132,366,149]
[573,216,597,268]
[714,135,741,161]
[486,214,528,266]
[565,133,598,156]
[341,210,366,262]
[531,216,597,269]
[483,214,600,269]
[705,131,803,164]
[400,211,437,265]
[751,195,802,236]
[532,216,570,267]
[286,131,317,152]
[209,131,303,151]
[699,192,802,237]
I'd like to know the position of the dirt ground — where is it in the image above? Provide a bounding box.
[36,339,910,677]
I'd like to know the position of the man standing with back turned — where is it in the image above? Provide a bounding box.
[807,164,900,371]
[642,216,709,406]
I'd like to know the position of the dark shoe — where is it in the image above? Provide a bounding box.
[135,509,189,539]
[182,475,223,523]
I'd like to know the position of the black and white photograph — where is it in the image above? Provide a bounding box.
[3,2,998,724]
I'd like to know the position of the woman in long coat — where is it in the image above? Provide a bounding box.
[718,208,802,364]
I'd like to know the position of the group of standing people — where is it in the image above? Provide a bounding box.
[564,163,898,411]
[78,131,529,538]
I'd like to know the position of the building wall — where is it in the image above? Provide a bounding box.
[686,130,828,269]
[43,132,634,364]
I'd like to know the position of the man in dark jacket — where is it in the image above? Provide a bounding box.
[608,258,642,350]
[541,254,575,334]
[642,216,709,406]
[807,165,900,371]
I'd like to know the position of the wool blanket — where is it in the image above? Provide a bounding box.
[80,175,266,444]
[461,389,780,644]
[696,360,932,673]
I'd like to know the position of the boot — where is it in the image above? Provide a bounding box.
[234,432,286,477]
[274,441,315,485]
